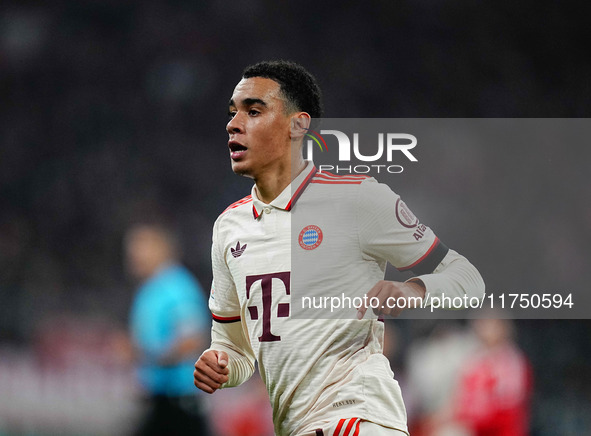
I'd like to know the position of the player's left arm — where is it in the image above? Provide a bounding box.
[357,248,485,318]
[356,179,485,318]
[408,247,485,309]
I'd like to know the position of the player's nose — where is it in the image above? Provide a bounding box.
[226,113,244,135]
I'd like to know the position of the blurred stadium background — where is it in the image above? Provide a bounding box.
[1,1,590,435]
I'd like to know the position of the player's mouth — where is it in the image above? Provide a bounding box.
[229,141,247,160]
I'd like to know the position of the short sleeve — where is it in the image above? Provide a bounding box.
[209,216,242,322]
[358,178,449,275]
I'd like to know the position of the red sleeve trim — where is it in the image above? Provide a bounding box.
[212,313,241,323]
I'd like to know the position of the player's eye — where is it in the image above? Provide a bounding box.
[228,111,236,119]
[248,109,260,116]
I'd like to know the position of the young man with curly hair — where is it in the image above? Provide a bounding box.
[194,60,484,436]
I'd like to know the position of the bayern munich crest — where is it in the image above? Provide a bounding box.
[298,225,323,250]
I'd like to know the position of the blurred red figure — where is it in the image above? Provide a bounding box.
[454,318,532,436]
[209,377,274,436]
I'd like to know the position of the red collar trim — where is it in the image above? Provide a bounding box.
[285,166,317,211]
[251,163,317,219]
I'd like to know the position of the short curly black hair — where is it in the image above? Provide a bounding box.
[242,60,324,120]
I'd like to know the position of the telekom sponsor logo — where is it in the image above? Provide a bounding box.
[246,272,291,342]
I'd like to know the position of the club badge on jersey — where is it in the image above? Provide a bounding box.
[299,225,323,250]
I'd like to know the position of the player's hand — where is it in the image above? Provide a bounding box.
[194,350,229,394]
[356,280,426,319]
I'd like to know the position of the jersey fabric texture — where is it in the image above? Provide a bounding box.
[130,263,210,396]
[208,161,484,436]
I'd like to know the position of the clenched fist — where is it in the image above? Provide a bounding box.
[194,350,229,394]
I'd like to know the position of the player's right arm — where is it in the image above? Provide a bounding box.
[194,318,256,393]
[194,216,256,394]
[194,349,229,393]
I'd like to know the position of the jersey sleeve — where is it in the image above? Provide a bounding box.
[208,216,242,322]
[415,248,485,306]
[208,319,256,388]
[206,215,256,387]
[357,178,448,274]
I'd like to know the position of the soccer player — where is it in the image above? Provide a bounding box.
[194,60,485,436]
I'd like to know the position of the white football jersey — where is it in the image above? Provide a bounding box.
[209,161,461,436]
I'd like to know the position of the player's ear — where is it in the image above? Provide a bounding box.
[290,112,311,140]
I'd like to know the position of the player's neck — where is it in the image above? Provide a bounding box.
[254,157,306,204]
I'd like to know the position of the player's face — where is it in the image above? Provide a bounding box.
[226,77,293,179]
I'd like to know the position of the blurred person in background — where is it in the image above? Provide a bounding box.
[451,317,532,436]
[404,321,479,436]
[208,376,275,436]
[124,223,211,435]
[407,317,531,436]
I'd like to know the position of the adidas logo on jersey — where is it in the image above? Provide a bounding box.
[231,241,247,258]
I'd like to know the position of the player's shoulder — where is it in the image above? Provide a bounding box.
[213,194,254,233]
[309,171,392,198]
[219,194,253,216]
[310,170,374,186]
[306,171,401,210]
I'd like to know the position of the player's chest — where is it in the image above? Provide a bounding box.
[222,210,292,279]
[222,206,359,298]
